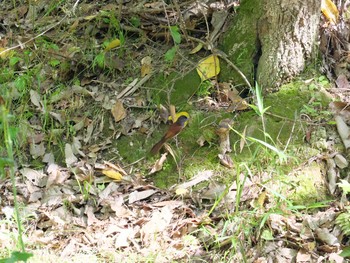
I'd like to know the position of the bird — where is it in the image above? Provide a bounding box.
[150,115,188,154]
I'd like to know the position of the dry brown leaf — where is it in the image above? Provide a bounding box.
[141,206,173,240]
[169,104,176,122]
[43,152,55,164]
[98,182,119,200]
[327,158,337,195]
[315,228,339,246]
[27,132,44,144]
[201,183,226,200]
[86,206,101,226]
[30,89,43,109]
[334,116,350,149]
[240,125,247,153]
[296,250,311,263]
[84,121,94,143]
[218,154,234,168]
[227,92,249,111]
[72,137,85,157]
[103,161,128,176]
[115,228,134,248]
[65,143,78,166]
[330,101,350,123]
[334,154,348,169]
[20,168,47,187]
[29,142,45,159]
[46,163,70,188]
[159,104,169,123]
[60,239,77,258]
[216,119,233,154]
[175,170,213,190]
[111,100,127,122]
[149,153,168,174]
[49,111,64,124]
[335,74,350,89]
[50,85,93,103]
[129,189,157,204]
[152,200,184,207]
[197,135,206,147]
[275,248,297,262]
[328,252,344,263]
[175,188,189,195]
[210,10,228,43]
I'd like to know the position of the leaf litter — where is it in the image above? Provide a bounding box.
[1,0,350,262]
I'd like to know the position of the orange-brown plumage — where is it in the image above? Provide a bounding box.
[150,115,188,154]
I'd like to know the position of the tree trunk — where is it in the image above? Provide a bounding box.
[220,0,321,92]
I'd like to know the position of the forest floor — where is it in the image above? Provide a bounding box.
[1,1,350,263]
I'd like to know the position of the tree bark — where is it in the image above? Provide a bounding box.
[221,0,321,92]
[257,0,321,91]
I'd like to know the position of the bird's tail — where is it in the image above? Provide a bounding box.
[150,137,166,155]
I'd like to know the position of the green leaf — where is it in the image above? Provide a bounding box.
[338,180,350,194]
[0,251,33,263]
[169,26,181,44]
[164,46,177,62]
[255,83,264,114]
[261,229,274,240]
[93,53,105,69]
[9,57,21,67]
[130,16,141,27]
[340,247,350,258]
[14,75,29,92]
[49,59,60,67]
[248,104,260,116]
[247,136,287,162]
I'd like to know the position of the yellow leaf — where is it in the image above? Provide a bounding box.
[104,39,121,52]
[84,15,97,21]
[141,56,152,77]
[321,0,339,24]
[189,43,203,54]
[0,47,13,60]
[196,55,220,81]
[256,191,267,208]
[69,20,79,32]
[102,169,123,181]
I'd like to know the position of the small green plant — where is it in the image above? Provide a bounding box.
[197,80,213,97]
[336,206,350,236]
[0,99,33,261]
[164,25,181,62]
[75,178,93,201]
[300,100,332,121]
[234,83,288,162]
[93,52,105,70]
[318,75,329,86]
[249,83,270,137]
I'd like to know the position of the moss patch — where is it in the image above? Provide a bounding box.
[117,77,333,192]
[278,161,330,205]
[150,69,201,107]
[220,0,263,87]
